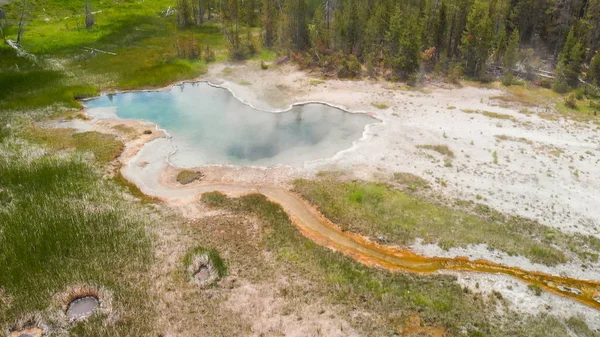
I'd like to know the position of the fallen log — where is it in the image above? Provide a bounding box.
[6,39,36,61]
[83,46,116,56]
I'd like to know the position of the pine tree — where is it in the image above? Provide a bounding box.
[459,0,493,77]
[337,0,361,55]
[262,0,279,48]
[386,6,422,80]
[587,51,600,86]
[493,25,507,65]
[284,0,310,50]
[433,1,447,58]
[504,28,519,71]
[312,5,330,50]
[554,26,585,92]
[501,28,519,85]
[176,0,193,26]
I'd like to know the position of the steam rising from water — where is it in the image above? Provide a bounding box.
[86,82,378,167]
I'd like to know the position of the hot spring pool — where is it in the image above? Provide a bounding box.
[86,82,378,167]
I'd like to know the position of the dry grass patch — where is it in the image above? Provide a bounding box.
[416,144,455,158]
[20,126,124,165]
[392,172,431,192]
[495,135,533,145]
[371,102,390,109]
[462,109,514,121]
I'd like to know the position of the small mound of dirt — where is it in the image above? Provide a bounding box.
[66,295,100,320]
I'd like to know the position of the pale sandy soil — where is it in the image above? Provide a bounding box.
[59,61,600,330]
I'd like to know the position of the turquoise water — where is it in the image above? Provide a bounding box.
[86,82,377,167]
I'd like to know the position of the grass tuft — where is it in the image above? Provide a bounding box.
[371,102,390,109]
[183,246,227,278]
[417,144,455,158]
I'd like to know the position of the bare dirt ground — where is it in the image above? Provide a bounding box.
[61,61,600,332]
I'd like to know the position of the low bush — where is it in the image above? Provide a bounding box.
[447,64,463,84]
[337,54,361,78]
[553,78,570,94]
[176,170,204,185]
[564,93,577,108]
[574,87,586,100]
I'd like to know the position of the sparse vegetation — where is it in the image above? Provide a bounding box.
[462,109,513,120]
[528,284,543,296]
[392,172,431,192]
[417,144,455,158]
[293,175,600,266]
[200,192,594,336]
[371,102,390,109]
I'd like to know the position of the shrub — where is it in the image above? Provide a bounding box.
[564,93,577,108]
[537,78,553,89]
[447,63,463,84]
[501,73,515,86]
[337,54,361,78]
[176,35,200,59]
[528,284,542,296]
[203,45,216,63]
[406,73,419,87]
[201,191,228,207]
[553,78,570,94]
[574,87,585,100]
[176,170,204,185]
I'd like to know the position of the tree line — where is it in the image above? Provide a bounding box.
[177,0,600,90]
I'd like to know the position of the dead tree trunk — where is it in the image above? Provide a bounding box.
[85,0,95,29]
[0,9,6,42]
[16,8,25,44]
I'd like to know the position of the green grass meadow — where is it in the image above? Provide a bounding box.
[0,139,154,334]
